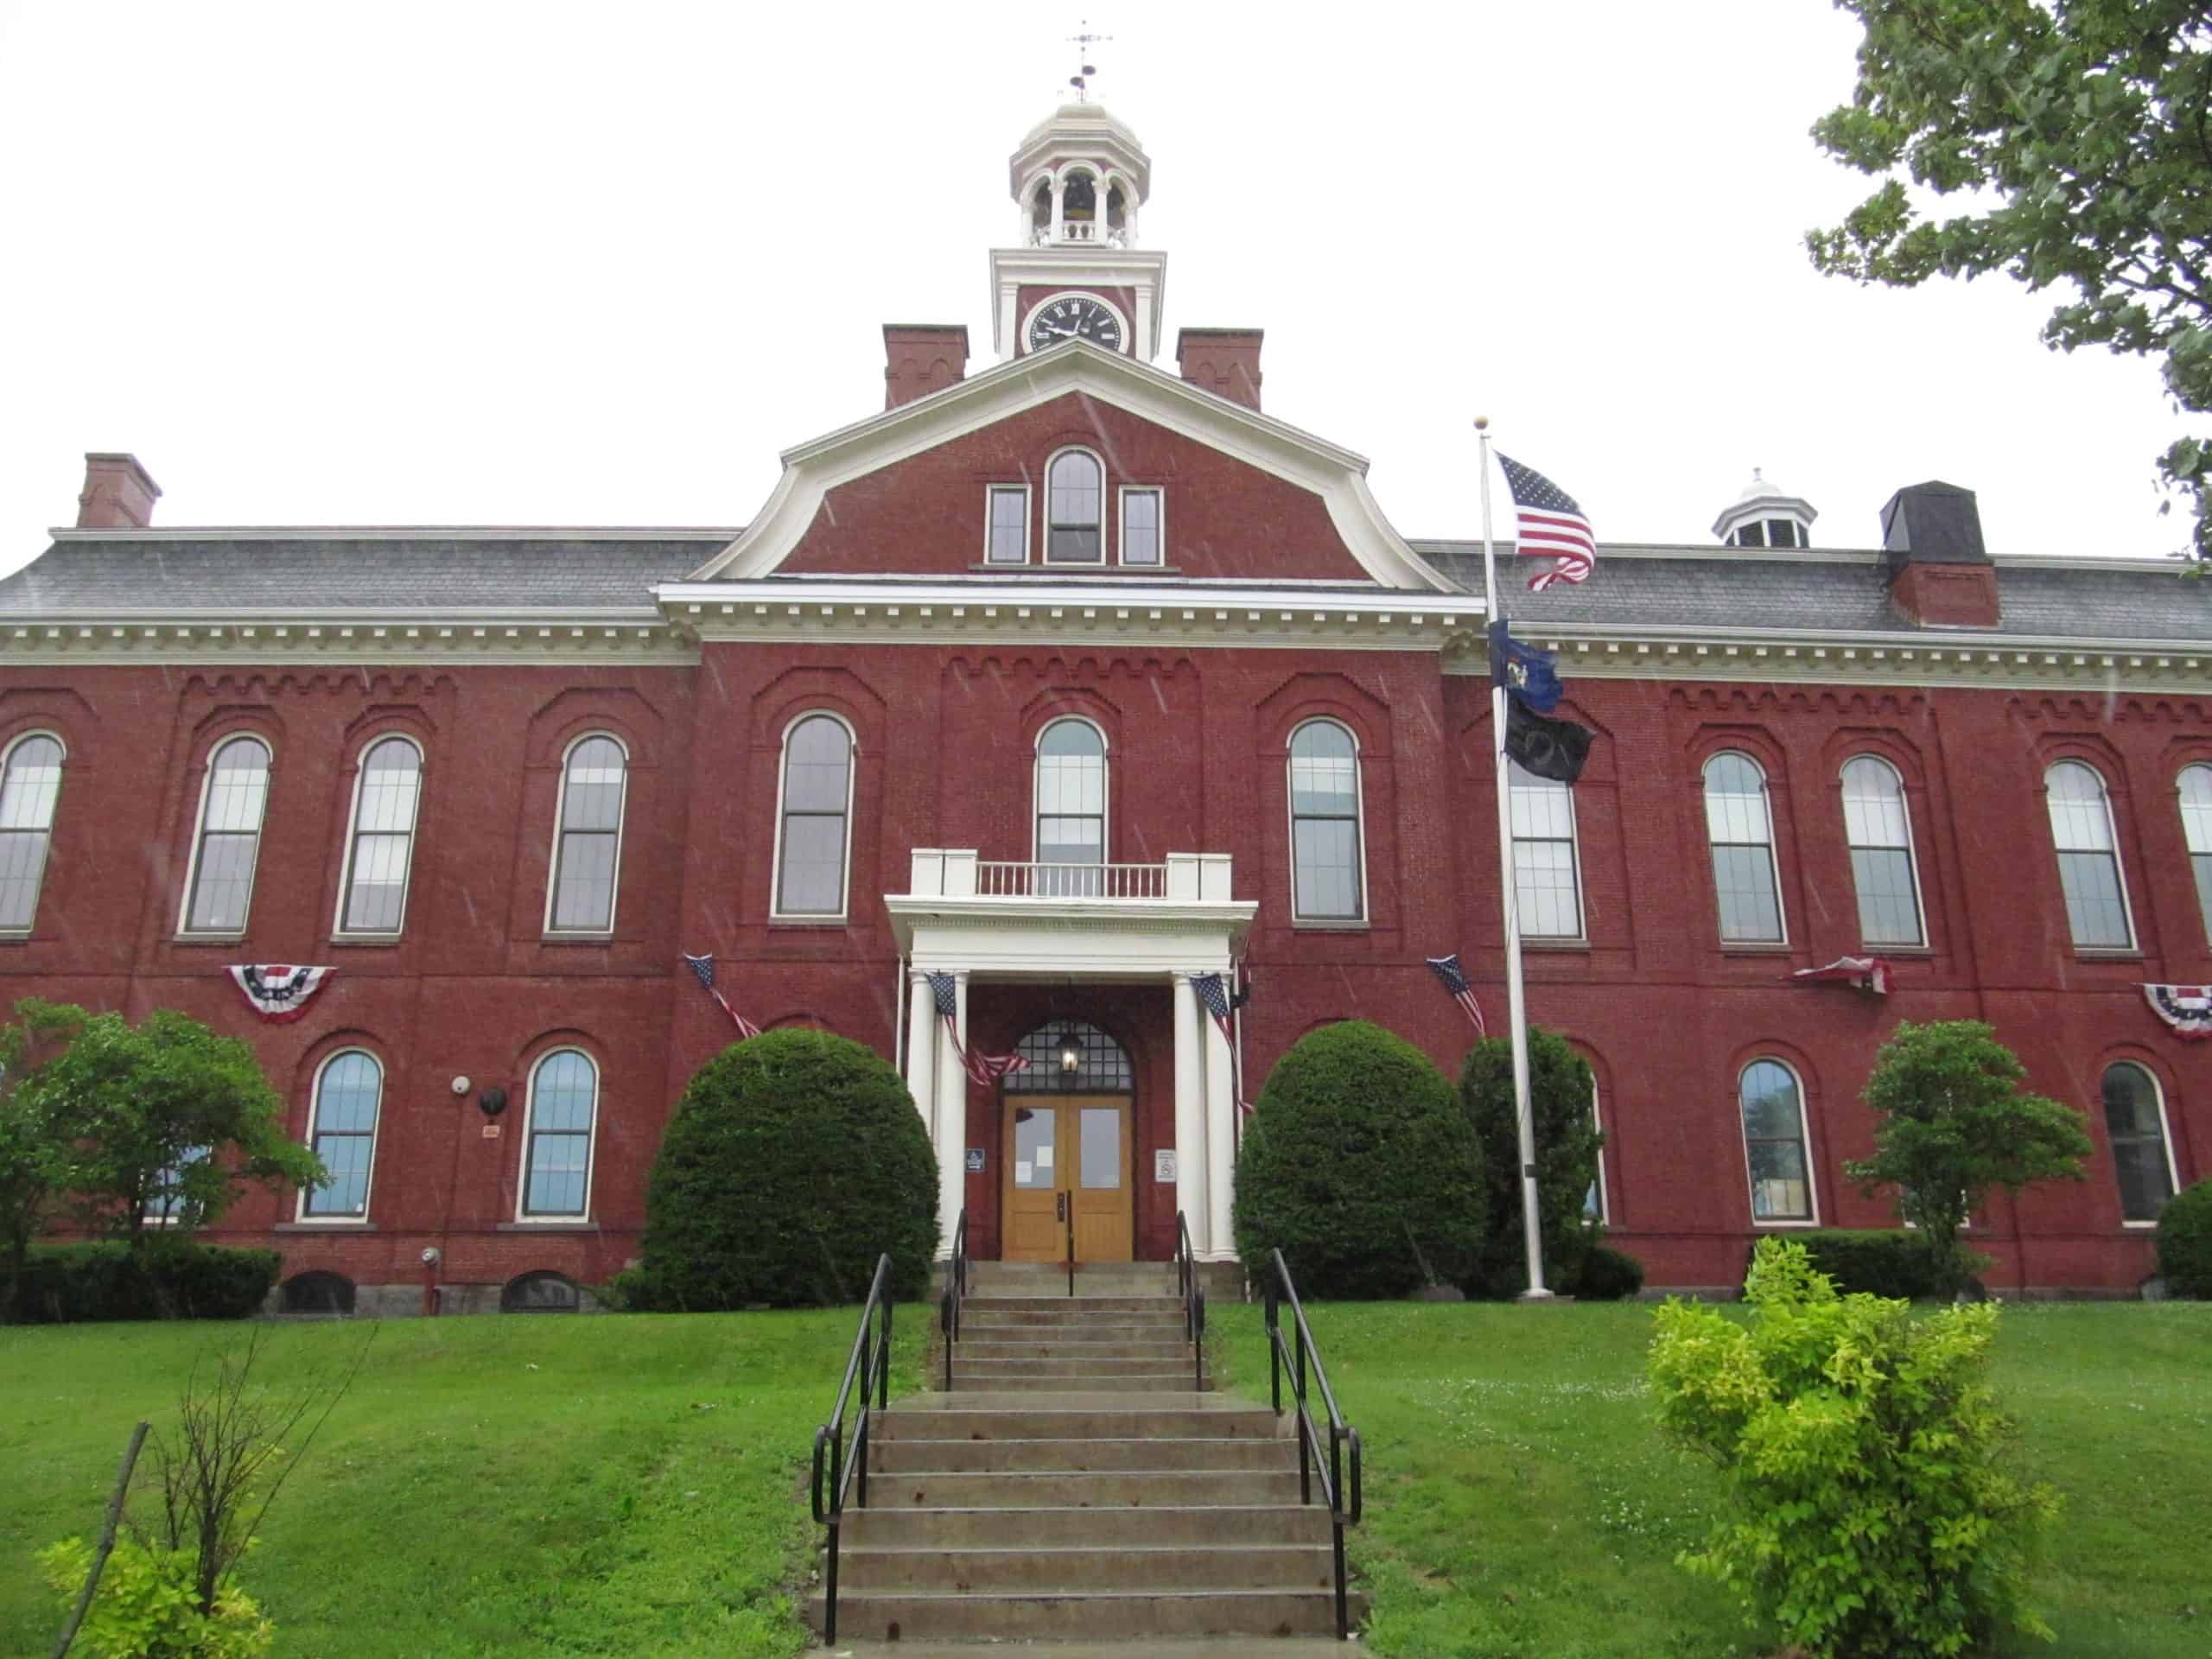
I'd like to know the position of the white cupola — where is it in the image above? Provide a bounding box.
[1008,101,1151,249]
[1712,469,1818,550]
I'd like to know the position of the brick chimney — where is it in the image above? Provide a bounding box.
[1880,480,2000,627]
[1176,327,1263,411]
[75,453,161,530]
[883,325,968,410]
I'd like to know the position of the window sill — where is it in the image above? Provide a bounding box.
[1292,919,1370,932]
[329,935,404,949]
[1719,943,1794,956]
[171,933,246,947]
[2073,949,2143,963]
[498,1220,599,1232]
[539,933,618,945]
[2122,1220,2160,1230]
[1866,944,1934,957]
[276,1220,374,1231]
[1751,1219,1820,1229]
[1522,937,1591,952]
[768,917,849,930]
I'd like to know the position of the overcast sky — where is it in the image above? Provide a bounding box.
[0,1,2190,575]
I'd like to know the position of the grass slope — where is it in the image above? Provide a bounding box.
[2,1310,921,1659]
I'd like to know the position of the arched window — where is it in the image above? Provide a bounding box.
[1739,1058,1814,1224]
[1288,721,1363,921]
[1046,449,1103,563]
[1508,758,1581,938]
[502,1271,582,1313]
[1034,719,1106,895]
[2101,1062,2177,1224]
[773,714,853,918]
[2044,760,2133,948]
[1703,753,1784,943]
[337,736,423,936]
[520,1049,599,1219]
[546,734,628,933]
[2180,764,2212,944]
[280,1271,355,1315]
[181,735,270,935]
[0,733,65,933]
[300,1051,382,1220]
[1840,756,1924,946]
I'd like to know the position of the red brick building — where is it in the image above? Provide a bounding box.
[3,101,2207,1311]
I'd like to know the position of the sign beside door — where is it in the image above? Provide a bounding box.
[1154,1148,1176,1183]
[965,1147,986,1173]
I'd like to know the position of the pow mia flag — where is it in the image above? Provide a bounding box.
[1489,620,1592,785]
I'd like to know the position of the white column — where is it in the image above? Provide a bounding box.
[1172,973,1207,1254]
[932,973,970,1261]
[1050,177,1065,244]
[1204,1003,1238,1262]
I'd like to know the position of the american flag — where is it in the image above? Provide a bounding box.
[684,954,763,1039]
[1498,454,1596,592]
[928,971,1030,1084]
[1792,956,1895,995]
[1425,954,1488,1036]
[1191,972,1253,1114]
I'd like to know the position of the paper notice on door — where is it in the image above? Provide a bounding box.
[1016,1160,1033,1184]
[1034,1144,1053,1168]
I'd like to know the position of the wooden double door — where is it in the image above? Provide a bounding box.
[1002,1094,1135,1263]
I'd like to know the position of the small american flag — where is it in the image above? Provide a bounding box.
[928,972,1029,1085]
[1425,954,1488,1036]
[683,953,762,1039]
[1498,454,1596,592]
[1191,972,1253,1113]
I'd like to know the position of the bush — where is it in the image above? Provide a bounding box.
[40,1536,275,1658]
[2156,1179,2212,1298]
[634,1030,938,1309]
[1233,1020,1486,1299]
[1458,1027,1601,1297]
[1570,1243,1644,1300]
[1746,1229,1947,1300]
[1650,1238,2057,1658]
[9,1241,280,1324]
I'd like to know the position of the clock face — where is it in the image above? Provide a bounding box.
[1026,294,1125,354]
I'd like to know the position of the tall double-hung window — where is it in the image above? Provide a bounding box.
[2044,760,2133,948]
[773,714,854,918]
[546,735,628,933]
[337,737,423,936]
[1739,1059,1815,1224]
[0,733,65,933]
[1034,719,1106,896]
[1288,721,1363,921]
[2180,764,2212,944]
[1703,753,1783,943]
[2101,1062,2177,1224]
[300,1051,383,1220]
[1046,450,1103,563]
[520,1048,599,1219]
[1840,756,1924,946]
[1508,759,1581,938]
[179,736,270,935]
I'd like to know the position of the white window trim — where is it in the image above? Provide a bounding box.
[1031,716,1109,865]
[1116,484,1165,568]
[2044,760,2139,951]
[0,728,66,938]
[516,1047,601,1222]
[541,731,630,938]
[296,1048,383,1224]
[1704,750,1789,946]
[1738,1058,1820,1227]
[2103,1060,2181,1228]
[768,710,856,924]
[175,733,269,939]
[1509,759,1586,942]
[1286,718,1370,925]
[2182,762,2212,948]
[1042,445,1109,566]
[983,483,1031,566]
[1840,753,1929,949]
[331,734,424,940]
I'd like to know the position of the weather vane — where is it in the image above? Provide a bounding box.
[1066,19,1110,101]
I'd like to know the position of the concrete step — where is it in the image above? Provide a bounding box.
[813,1587,1355,1642]
[958,1317,1191,1339]
[872,1436,1298,1474]
[839,1504,1333,1551]
[876,1404,1281,1440]
[836,1543,1335,1594]
[952,1372,1205,1394]
[955,1355,1205,1380]
[957,1294,1185,1313]
[867,1469,1305,1509]
[956,1338,1197,1362]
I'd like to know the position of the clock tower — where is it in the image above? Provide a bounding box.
[990,99,1167,363]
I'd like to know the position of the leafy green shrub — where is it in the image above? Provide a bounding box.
[634,1030,938,1308]
[1234,1020,1486,1299]
[2156,1179,2212,1298]
[1458,1027,1601,1297]
[38,1536,275,1658]
[1649,1238,2057,1659]
[10,1241,280,1324]
[1569,1243,1643,1300]
[1743,1228,1947,1300]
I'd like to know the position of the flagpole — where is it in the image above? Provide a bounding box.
[1476,416,1551,1300]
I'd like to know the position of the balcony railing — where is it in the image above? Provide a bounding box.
[976,860,1166,899]
[903,849,1235,904]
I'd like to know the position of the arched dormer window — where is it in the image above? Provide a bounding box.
[336,736,423,937]
[773,714,854,918]
[0,733,65,934]
[1840,755,1924,946]
[1046,450,1104,563]
[545,734,628,934]
[1287,720,1364,922]
[1034,719,1106,895]
[1702,752,1784,943]
[2044,760,2133,949]
[181,735,270,936]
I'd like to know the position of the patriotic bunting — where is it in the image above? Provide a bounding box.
[2143,983,2212,1040]
[226,964,335,1023]
[1425,954,1488,1036]
[1792,956,1896,995]
[683,954,762,1039]
[927,972,1029,1085]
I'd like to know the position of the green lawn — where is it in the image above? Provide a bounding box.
[3,1300,2206,1658]
[1209,1300,2212,1659]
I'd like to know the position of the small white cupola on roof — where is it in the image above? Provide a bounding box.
[1713,469,1818,549]
[1010,100,1150,249]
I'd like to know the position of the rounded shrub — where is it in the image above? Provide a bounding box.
[1570,1243,1645,1301]
[1233,1020,1485,1299]
[636,1030,938,1309]
[1459,1026,1601,1298]
[2156,1179,2212,1298]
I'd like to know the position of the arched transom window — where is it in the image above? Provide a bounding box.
[182,735,270,935]
[1288,721,1363,922]
[301,1050,383,1220]
[1046,450,1103,563]
[2101,1062,2176,1224]
[338,736,423,936]
[774,715,853,918]
[546,734,628,933]
[1703,753,1783,943]
[1034,719,1105,895]
[2044,760,2132,948]
[0,733,65,933]
[1739,1058,1814,1224]
[1840,756,1924,946]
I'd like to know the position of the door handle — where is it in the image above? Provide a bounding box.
[1057,1192,1067,1224]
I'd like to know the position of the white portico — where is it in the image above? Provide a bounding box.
[887,849,1256,1263]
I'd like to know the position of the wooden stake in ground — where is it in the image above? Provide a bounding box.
[50,1419,149,1659]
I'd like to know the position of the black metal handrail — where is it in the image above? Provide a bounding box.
[1264,1247,1363,1640]
[808,1253,893,1646]
[1173,1210,1206,1393]
[938,1209,969,1390]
